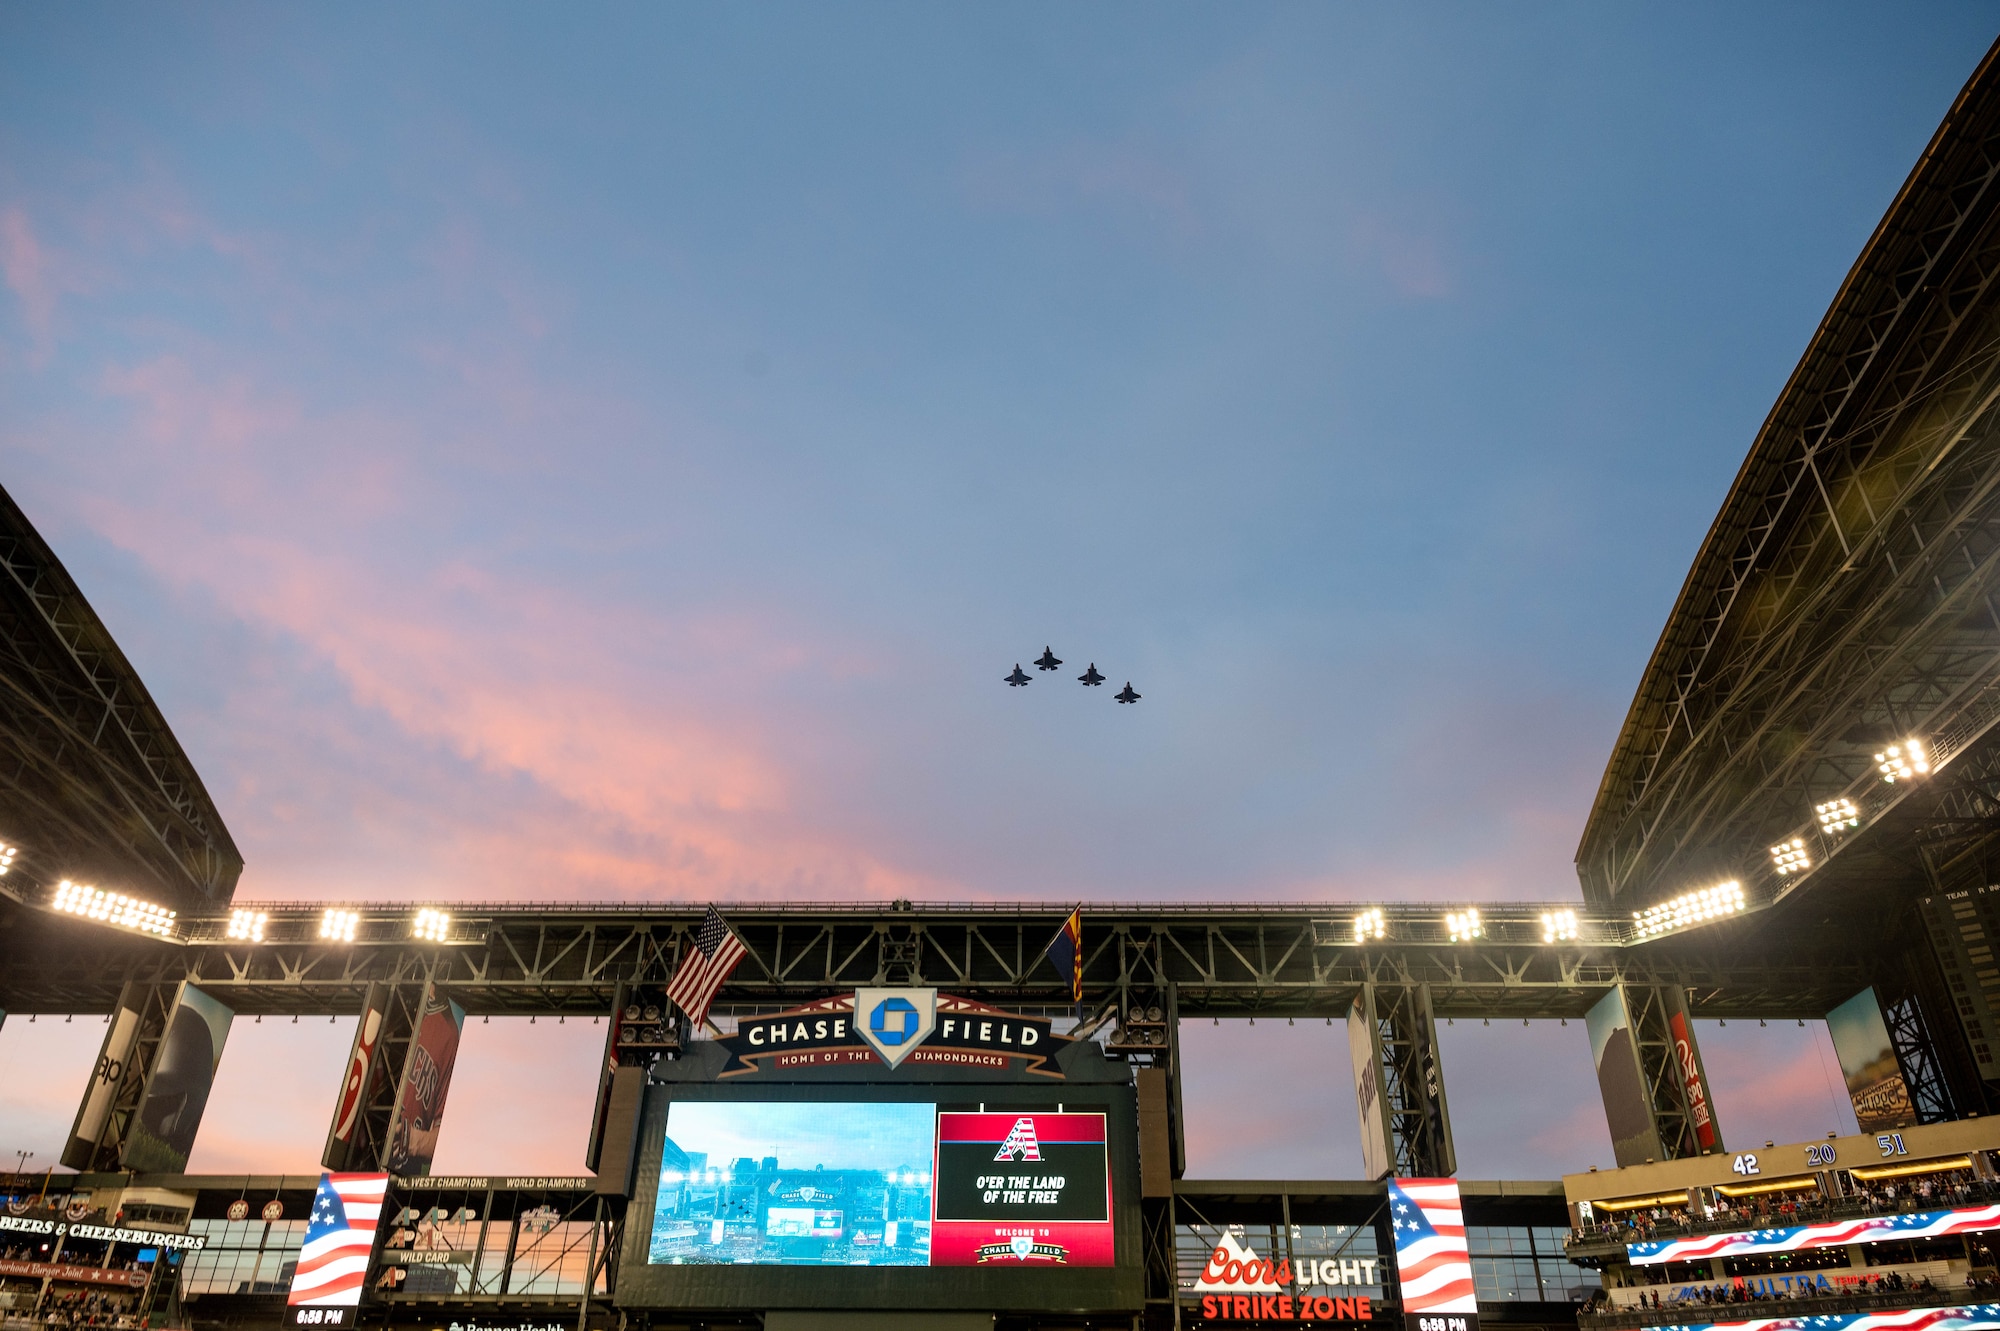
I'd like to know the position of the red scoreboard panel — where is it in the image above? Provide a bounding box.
[931,1111,1113,1267]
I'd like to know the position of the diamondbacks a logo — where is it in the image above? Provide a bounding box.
[993,1116,1042,1162]
[853,987,937,1068]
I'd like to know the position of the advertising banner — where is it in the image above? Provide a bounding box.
[1348,994,1392,1181]
[1388,1177,1478,1331]
[62,994,144,1169]
[1827,988,1916,1133]
[328,992,387,1151]
[931,1111,1113,1266]
[386,990,464,1177]
[1627,1204,2000,1265]
[1587,987,1661,1168]
[1668,1010,1720,1151]
[286,1172,387,1325]
[122,984,234,1173]
[1634,1304,2000,1331]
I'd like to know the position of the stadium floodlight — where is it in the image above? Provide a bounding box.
[1445,908,1482,942]
[1541,909,1578,943]
[1876,739,1931,784]
[50,880,177,939]
[226,909,268,942]
[412,908,452,943]
[1352,908,1386,943]
[1815,797,1859,833]
[0,842,16,876]
[1632,880,1745,940]
[319,908,359,942]
[1770,838,1811,876]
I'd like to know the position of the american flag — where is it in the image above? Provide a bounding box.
[1388,1177,1477,1315]
[1629,1205,2000,1267]
[286,1172,386,1308]
[666,905,748,1028]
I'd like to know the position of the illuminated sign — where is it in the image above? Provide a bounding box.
[1628,1205,2000,1265]
[1192,1232,1378,1323]
[931,1112,1112,1266]
[716,994,1063,1077]
[1388,1179,1477,1331]
[645,1102,1114,1269]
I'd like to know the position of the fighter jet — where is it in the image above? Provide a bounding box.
[1005,665,1032,687]
[1115,682,1141,704]
[1078,664,1105,686]
[1034,647,1062,671]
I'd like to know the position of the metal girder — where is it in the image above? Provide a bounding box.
[0,484,242,909]
[1356,982,1455,1178]
[0,897,1880,1022]
[1580,39,2000,911]
[59,979,176,1172]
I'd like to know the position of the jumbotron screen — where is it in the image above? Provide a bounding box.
[647,1101,1112,1268]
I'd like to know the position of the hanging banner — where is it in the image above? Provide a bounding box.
[122,984,235,1173]
[323,987,391,1170]
[62,997,144,1169]
[1349,993,1392,1181]
[1827,988,1916,1133]
[385,990,464,1177]
[1587,988,1661,1168]
[1667,1011,1719,1151]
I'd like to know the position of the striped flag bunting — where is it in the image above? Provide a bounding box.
[1647,1303,2000,1331]
[1628,1205,2000,1266]
[286,1172,386,1309]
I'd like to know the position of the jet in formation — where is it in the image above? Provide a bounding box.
[1003,650,1137,701]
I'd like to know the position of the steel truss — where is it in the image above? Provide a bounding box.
[0,898,1878,1022]
[1580,41,2000,915]
[0,485,241,910]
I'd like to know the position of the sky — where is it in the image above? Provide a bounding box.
[0,4,1989,1184]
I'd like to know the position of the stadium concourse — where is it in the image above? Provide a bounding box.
[14,29,2000,1331]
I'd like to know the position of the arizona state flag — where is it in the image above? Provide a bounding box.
[1043,908,1083,1002]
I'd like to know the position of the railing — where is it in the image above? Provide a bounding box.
[1578,1282,1985,1330]
[1566,1179,2000,1256]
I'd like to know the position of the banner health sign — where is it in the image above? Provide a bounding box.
[1628,1205,2000,1265]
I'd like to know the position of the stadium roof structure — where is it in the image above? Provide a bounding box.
[1577,37,2000,934]
[0,484,243,913]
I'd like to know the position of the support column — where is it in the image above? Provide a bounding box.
[1350,982,1456,1178]
[1586,983,1721,1166]
[61,981,175,1171]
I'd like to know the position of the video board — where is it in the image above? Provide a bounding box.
[647,1101,1112,1268]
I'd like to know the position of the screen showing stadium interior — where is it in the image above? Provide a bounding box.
[649,1103,1112,1268]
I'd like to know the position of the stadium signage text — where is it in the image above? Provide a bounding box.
[717,992,1067,1077]
[1194,1235,1378,1323]
[0,1215,206,1250]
